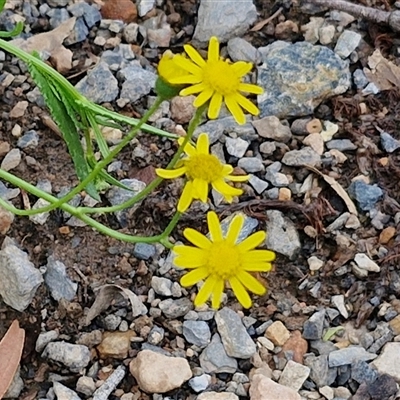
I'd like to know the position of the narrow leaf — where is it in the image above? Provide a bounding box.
[27,60,99,200]
[0,21,24,38]
[0,320,25,398]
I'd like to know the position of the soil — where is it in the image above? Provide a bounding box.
[1,0,400,399]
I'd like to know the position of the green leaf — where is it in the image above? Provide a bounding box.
[322,326,344,342]
[0,0,5,13]
[27,60,100,200]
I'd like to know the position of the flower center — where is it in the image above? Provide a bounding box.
[203,60,240,95]
[207,241,241,280]
[184,154,224,182]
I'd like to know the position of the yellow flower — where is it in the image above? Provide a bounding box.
[156,133,248,212]
[169,36,263,125]
[174,211,276,309]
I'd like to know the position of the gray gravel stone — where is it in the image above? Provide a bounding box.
[47,7,70,29]
[334,30,362,58]
[303,309,326,340]
[353,69,369,89]
[304,354,337,387]
[199,334,238,374]
[183,320,211,348]
[67,2,101,28]
[257,41,350,118]
[348,180,383,211]
[65,17,89,45]
[225,137,249,158]
[326,139,357,151]
[106,179,146,227]
[219,212,259,244]
[265,162,290,187]
[17,129,39,149]
[193,0,257,45]
[36,330,59,353]
[133,242,155,260]
[351,360,378,384]
[47,0,69,6]
[53,382,82,400]
[227,37,261,64]
[159,298,193,319]
[137,0,155,16]
[265,210,301,259]
[44,256,77,301]
[237,157,264,173]
[248,174,269,194]
[380,130,400,153]
[0,237,43,311]
[282,146,321,167]
[42,341,91,372]
[103,314,121,331]
[76,62,119,103]
[123,23,139,43]
[148,326,165,345]
[215,307,256,359]
[151,276,173,296]
[328,346,377,367]
[1,148,21,171]
[252,116,292,143]
[120,65,156,102]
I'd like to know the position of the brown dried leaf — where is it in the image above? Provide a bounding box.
[306,165,358,216]
[84,284,147,326]
[364,49,400,91]
[10,17,76,55]
[0,320,25,399]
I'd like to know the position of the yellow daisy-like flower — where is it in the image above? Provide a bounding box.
[156,133,249,213]
[169,36,263,125]
[174,211,276,309]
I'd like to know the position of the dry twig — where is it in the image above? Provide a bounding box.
[304,0,400,32]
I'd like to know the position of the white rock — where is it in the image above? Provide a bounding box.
[53,382,82,400]
[248,174,269,194]
[197,392,239,400]
[331,295,349,319]
[319,385,335,400]
[371,342,400,381]
[318,25,335,45]
[307,256,324,272]
[320,121,338,142]
[1,148,21,171]
[354,253,380,272]
[225,137,249,158]
[250,374,301,400]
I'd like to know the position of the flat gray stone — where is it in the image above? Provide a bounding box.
[42,341,91,372]
[227,37,261,64]
[215,307,256,359]
[199,334,238,374]
[159,298,193,319]
[257,41,351,118]
[53,382,82,400]
[328,346,377,367]
[281,147,321,167]
[265,210,301,259]
[334,29,362,58]
[193,0,257,46]
[44,256,77,301]
[76,62,119,103]
[183,320,211,348]
[303,309,326,340]
[120,66,156,102]
[151,276,173,296]
[0,237,43,311]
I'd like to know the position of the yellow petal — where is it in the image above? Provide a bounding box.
[235,93,260,116]
[156,167,186,179]
[231,61,253,76]
[179,140,196,157]
[229,276,252,309]
[225,95,246,125]
[193,88,214,108]
[227,174,249,182]
[207,211,223,242]
[177,181,194,212]
[237,231,266,252]
[245,249,276,263]
[184,44,206,67]
[193,178,209,202]
[242,262,272,272]
[170,75,203,85]
[180,82,207,96]
[211,278,224,309]
[212,179,243,197]
[208,92,223,119]
[196,133,210,155]
[237,270,266,296]
[194,275,217,306]
[183,228,212,249]
[226,214,244,244]
[222,164,234,175]
[174,54,203,75]
[180,267,209,287]
[208,36,220,62]
[239,82,264,95]
[173,246,207,268]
